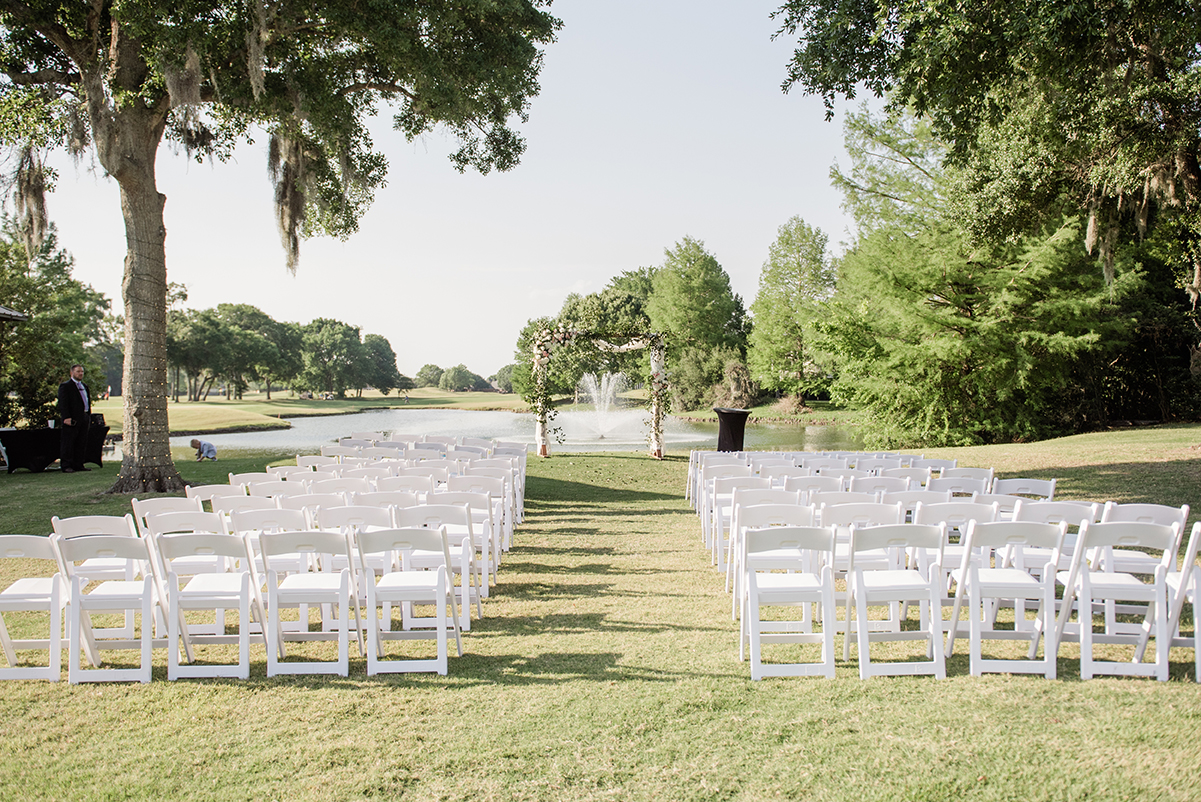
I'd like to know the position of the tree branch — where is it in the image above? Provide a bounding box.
[4,67,79,87]
[338,81,416,101]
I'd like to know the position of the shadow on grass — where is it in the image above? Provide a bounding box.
[526,477,681,505]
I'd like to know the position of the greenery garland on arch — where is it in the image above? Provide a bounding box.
[527,324,669,458]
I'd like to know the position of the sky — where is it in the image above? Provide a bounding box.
[41,0,859,379]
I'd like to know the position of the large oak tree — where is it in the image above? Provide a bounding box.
[0,0,558,491]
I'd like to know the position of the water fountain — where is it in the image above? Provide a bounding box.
[577,372,626,439]
[554,372,648,445]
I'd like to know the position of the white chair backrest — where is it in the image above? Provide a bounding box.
[276,493,349,514]
[131,496,204,535]
[155,532,248,574]
[848,523,945,572]
[736,503,815,530]
[913,501,999,534]
[926,476,991,497]
[342,467,392,482]
[51,514,139,539]
[229,471,274,487]
[1100,502,1189,529]
[377,474,435,495]
[309,477,373,496]
[856,458,903,474]
[802,458,848,472]
[351,491,420,511]
[731,488,803,508]
[810,491,878,509]
[1012,500,1102,530]
[314,505,393,532]
[186,484,247,503]
[782,474,843,495]
[357,446,401,461]
[145,510,226,536]
[267,465,312,479]
[296,455,338,469]
[230,507,308,535]
[211,495,277,518]
[339,438,374,448]
[991,477,1056,500]
[848,475,910,496]
[248,479,309,498]
[745,525,835,568]
[820,502,905,529]
[351,431,386,442]
[911,458,957,472]
[881,467,932,486]
[447,474,505,498]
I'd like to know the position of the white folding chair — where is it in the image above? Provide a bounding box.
[448,474,512,552]
[707,476,771,569]
[843,523,947,679]
[155,531,267,679]
[433,491,501,591]
[260,530,364,677]
[731,502,816,623]
[394,505,481,630]
[945,520,1066,678]
[130,496,203,538]
[357,527,464,675]
[1137,522,1201,681]
[744,525,837,680]
[54,534,158,684]
[1053,521,1179,681]
[50,514,143,639]
[0,536,67,681]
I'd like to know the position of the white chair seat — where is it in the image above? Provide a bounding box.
[0,577,58,602]
[83,580,149,605]
[177,573,246,601]
[753,572,824,595]
[277,573,344,596]
[857,569,928,596]
[376,572,443,593]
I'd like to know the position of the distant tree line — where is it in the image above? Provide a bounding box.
[166,302,412,401]
[414,363,495,393]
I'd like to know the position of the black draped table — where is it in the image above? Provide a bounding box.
[0,425,110,473]
[712,407,751,453]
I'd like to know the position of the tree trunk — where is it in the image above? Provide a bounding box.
[102,114,184,492]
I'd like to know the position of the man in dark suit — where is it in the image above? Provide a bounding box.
[57,363,91,473]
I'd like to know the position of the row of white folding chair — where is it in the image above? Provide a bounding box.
[742,505,1200,681]
[728,498,1009,633]
[224,503,481,635]
[740,522,948,680]
[41,511,467,679]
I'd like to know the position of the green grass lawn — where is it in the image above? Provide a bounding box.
[1,428,1200,798]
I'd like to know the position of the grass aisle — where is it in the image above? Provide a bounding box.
[1,447,1200,799]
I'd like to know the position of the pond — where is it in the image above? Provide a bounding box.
[166,408,864,456]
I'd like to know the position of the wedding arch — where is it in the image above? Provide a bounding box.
[529,326,668,458]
